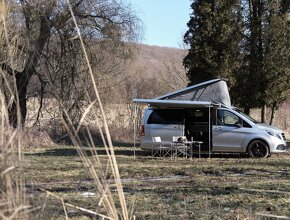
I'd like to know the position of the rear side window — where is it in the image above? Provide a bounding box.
[147,109,184,124]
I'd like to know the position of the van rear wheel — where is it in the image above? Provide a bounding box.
[247,140,269,158]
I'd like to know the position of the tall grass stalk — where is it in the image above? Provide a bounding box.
[49,1,130,219]
[0,1,29,219]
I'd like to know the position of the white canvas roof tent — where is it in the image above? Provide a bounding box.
[132,78,231,158]
[157,78,231,105]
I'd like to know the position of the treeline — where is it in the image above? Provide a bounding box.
[183,0,290,123]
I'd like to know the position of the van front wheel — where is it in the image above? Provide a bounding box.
[247,140,269,158]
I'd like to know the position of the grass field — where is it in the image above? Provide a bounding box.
[21,144,290,219]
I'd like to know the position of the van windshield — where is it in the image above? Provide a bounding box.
[235,109,258,123]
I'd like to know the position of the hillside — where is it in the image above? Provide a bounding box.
[133,44,185,66]
[114,44,188,101]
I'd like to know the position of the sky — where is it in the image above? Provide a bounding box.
[129,0,192,48]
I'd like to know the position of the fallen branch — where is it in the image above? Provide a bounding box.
[39,188,114,220]
[239,187,290,195]
[256,212,290,219]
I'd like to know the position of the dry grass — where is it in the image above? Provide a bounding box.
[21,145,290,219]
[0,125,29,219]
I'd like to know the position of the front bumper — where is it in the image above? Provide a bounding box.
[268,137,287,153]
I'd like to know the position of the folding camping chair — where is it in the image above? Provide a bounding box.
[151,137,172,158]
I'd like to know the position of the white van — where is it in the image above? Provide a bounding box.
[139,106,287,158]
[134,79,287,158]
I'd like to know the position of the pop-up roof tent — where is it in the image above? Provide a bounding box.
[134,78,231,107]
[132,79,231,157]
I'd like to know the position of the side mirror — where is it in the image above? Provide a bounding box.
[234,122,242,128]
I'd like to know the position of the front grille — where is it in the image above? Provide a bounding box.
[281,133,286,141]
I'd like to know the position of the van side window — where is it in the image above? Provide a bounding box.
[217,110,241,127]
[148,109,183,124]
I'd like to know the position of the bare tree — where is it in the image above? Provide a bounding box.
[0,0,140,127]
[160,50,188,91]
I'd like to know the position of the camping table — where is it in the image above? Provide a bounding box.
[187,141,203,158]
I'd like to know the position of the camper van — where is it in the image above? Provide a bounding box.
[139,106,287,158]
[134,79,287,158]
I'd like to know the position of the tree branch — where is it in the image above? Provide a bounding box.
[52,0,85,29]
[0,63,21,76]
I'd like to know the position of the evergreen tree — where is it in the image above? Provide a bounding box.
[232,0,290,117]
[184,0,289,119]
[231,0,266,114]
[262,0,290,123]
[183,0,243,85]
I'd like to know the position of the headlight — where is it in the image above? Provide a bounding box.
[266,131,282,139]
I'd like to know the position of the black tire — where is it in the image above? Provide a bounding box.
[247,140,269,158]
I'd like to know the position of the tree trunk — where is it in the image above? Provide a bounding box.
[261,105,266,123]
[269,102,277,125]
[8,72,30,128]
[244,106,250,115]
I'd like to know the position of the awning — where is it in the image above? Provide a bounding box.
[133,98,216,108]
